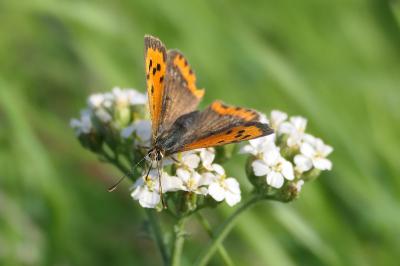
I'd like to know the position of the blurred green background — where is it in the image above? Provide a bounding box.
[1,0,400,265]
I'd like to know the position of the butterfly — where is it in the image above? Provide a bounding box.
[109,35,273,201]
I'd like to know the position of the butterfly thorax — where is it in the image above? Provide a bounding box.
[153,111,199,156]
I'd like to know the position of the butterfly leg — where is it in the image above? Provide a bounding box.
[144,161,152,181]
[157,160,167,209]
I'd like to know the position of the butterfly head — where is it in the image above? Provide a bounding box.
[147,147,165,162]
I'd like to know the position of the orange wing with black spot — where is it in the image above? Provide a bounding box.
[144,35,167,139]
[159,49,204,133]
[160,100,273,155]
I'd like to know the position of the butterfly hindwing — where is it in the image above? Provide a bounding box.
[158,101,273,155]
[159,50,204,133]
[181,122,271,151]
[144,35,167,139]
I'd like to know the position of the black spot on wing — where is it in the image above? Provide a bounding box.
[241,134,251,140]
[235,134,243,138]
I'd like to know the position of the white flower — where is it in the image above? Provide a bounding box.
[112,87,147,107]
[131,170,182,208]
[121,120,152,145]
[240,135,276,156]
[199,148,215,170]
[252,147,294,188]
[177,169,210,194]
[88,93,105,108]
[294,136,333,172]
[207,164,241,206]
[176,152,201,170]
[126,89,147,105]
[70,110,92,135]
[270,110,288,130]
[95,108,112,123]
[279,116,307,147]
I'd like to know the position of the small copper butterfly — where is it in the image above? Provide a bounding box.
[110,35,273,203]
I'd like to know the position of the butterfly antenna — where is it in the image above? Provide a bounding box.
[157,160,167,209]
[107,155,147,192]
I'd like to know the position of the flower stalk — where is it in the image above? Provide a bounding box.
[170,216,188,266]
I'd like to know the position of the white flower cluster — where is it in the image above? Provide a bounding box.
[131,148,241,209]
[241,110,333,193]
[70,87,147,137]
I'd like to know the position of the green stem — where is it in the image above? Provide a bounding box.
[194,195,265,266]
[170,217,188,266]
[196,213,235,266]
[146,209,169,265]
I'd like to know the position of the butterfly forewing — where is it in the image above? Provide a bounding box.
[144,35,167,139]
[159,50,204,133]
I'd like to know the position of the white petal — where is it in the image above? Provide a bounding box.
[208,183,225,201]
[294,155,313,172]
[281,160,294,180]
[162,174,183,192]
[182,154,200,169]
[266,171,284,188]
[322,145,333,157]
[127,89,147,105]
[249,136,268,147]
[130,185,144,200]
[200,148,215,170]
[303,134,317,145]
[270,110,287,129]
[313,158,332,171]
[300,142,316,158]
[287,133,302,147]
[252,160,269,176]
[263,148,281,166]
[177,169,190,182]
[200,172,215,186]
[258,113,269,124]
[278,121,293,134]
[225,178,241,194]
[239,144,256,155]
[191,171,202,184]
[291,116,307,132]
[314,138,333,156]
[138,190,160,208]
[212,164,225,176]
[225,191,241,206]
